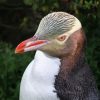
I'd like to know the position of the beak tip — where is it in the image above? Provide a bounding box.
[15,50,18,54]
[15,48,24,54]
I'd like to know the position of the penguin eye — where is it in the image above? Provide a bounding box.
[57,35,66,41]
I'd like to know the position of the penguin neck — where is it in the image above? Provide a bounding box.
[33,50,85,79]
[32,50,61,83]
[59,50,85,79]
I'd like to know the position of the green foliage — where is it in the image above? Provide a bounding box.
[24,0,33,5]
[24,0,59,12]
[0,42,35,100]
[86,36,100,89]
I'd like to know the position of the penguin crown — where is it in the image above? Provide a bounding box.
[36,12,82,37]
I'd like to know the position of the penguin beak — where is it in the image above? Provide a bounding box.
[15,36,48,54]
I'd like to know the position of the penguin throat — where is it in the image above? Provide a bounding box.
[32,50,61,83]
[20,50,61,100]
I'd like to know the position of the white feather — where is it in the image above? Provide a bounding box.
[20,50,60,100]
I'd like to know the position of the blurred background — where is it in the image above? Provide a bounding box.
[0,0,100,99]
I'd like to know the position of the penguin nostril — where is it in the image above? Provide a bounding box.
[32,36,39,40]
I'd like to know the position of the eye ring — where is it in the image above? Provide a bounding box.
[57,35,66,41]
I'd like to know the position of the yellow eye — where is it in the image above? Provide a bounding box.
[57,35,66,41]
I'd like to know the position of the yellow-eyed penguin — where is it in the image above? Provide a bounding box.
[15,12,99,100]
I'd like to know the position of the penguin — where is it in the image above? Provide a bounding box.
[15,12,99,100]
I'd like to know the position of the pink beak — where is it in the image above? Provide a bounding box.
[15,36,48,53]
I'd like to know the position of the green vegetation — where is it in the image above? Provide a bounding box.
[0,42,35,100]
[0,0,100,100]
